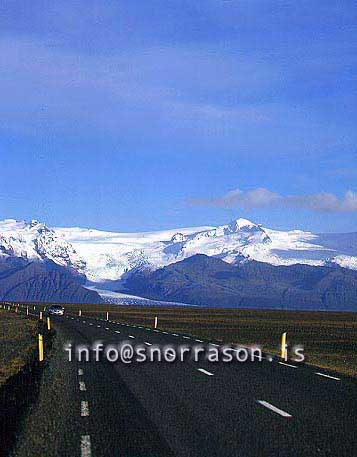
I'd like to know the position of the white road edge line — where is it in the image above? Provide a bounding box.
[81,401,89,417]
[81,435,92,457]
[257,400,292,418]
[279,362,297,368]
[316,372,340,381]
[197,368,214,376]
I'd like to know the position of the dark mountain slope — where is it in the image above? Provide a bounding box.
[0,258,102,304]
[124,254,357,311]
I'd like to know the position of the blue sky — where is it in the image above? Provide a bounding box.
[0,0,356,232]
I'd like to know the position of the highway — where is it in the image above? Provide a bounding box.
[14,311,357,457]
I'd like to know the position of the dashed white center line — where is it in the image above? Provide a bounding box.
[129,335,135,338]
[144,342,152,346]
[195,339,203,343]
[279,362,297,368]
[97,325,101,328]
[81,401,90,417]
[79,381,87,391]
[183,336,190,340]
[81,435,92,457]
[115,330,121,334]
[105,327,109,330]
[78,368,84,376]
[89,323,93,326]
[162,331,168,334]
[172,333,178,336]
[210,343,219,347]
[316,372,340,381]
[197,368,214,376]
[257,400,292,418]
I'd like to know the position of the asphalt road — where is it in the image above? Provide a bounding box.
[14,310,357,457]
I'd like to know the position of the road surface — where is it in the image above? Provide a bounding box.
[14,310,357,457]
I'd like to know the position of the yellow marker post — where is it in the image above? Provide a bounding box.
[39,311,43,321]
[281,332,287,360]
[38,334,44,362]
[154,316,158,329]
[47,317,51,331]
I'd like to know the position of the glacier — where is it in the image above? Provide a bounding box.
[0,217,356,290]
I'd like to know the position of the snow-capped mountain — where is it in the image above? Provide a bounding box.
[0,219,86,273]
[1,217,357,288]
[55,217,357,284]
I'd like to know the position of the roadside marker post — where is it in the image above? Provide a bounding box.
[47,317,51,331]
[38,334,44,362]
[39,311,43,321]
[26,307,29,316]
[154,316,158,329]
[281,332,287,361]
[79,309,82,317]
[106,312,109,321]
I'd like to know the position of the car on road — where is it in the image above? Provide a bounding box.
[48,304,65,316]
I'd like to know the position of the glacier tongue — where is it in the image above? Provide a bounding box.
[1,217,357,283]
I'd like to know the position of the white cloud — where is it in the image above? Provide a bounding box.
[189,188,357,212]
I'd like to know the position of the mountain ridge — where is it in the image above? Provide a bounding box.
[122,254,357,311]
[1,217,357,286]
[0,257,102,304]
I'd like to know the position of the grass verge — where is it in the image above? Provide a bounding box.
[11,302,357,378]
[0,309,37,386]
[61,303,357,378]
[0,308,55,456]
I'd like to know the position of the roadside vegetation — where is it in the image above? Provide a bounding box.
[0,307,56,456]
[13,302,357,378]
[0,309,37,386]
